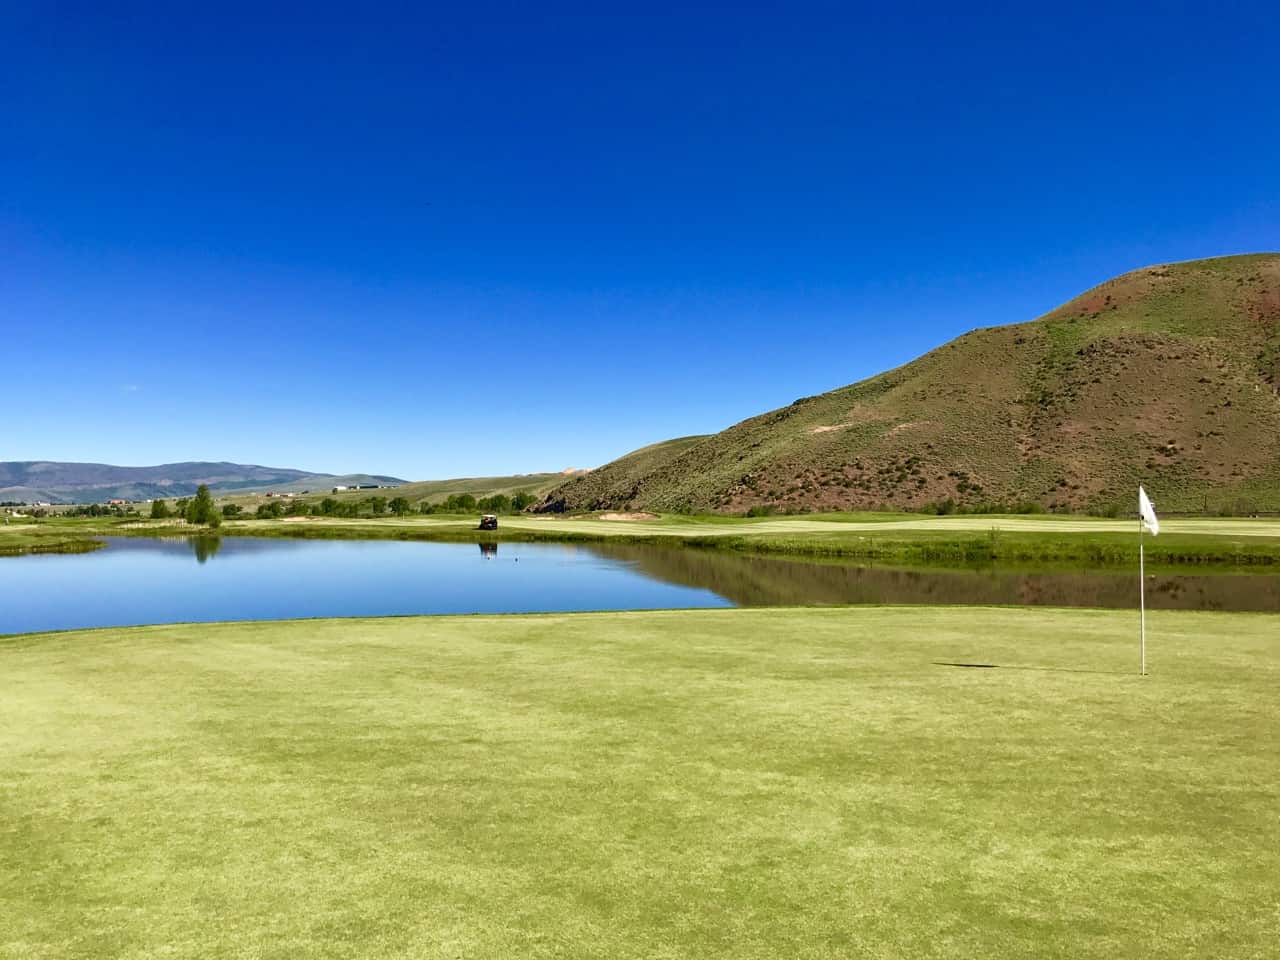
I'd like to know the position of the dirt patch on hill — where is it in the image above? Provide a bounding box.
[886,420,931,437]
[596,512,660,521]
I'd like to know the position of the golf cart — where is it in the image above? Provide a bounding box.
[478,514,498,531]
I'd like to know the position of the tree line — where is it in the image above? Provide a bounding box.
[150,485,222,527]
[140,487,541,524]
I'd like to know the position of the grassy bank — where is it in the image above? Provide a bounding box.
[0,523,106,557]
[3,606,1277,958]
[8,512,1280,567]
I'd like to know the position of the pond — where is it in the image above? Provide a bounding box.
[2,536,1279,635]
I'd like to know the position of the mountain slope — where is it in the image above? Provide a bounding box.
[538,436,710,513]
[541,254,1280,515]
[0,461,405,504]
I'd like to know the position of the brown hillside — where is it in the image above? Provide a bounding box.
[542,254,1280,515]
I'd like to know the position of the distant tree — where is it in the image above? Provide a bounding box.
[388,496,412,516]
[173,498,190,521]
[256,500,284,519]
[151,499,171,519]
[478,494,511,514]
[186,485,218,526]
[221,504,242,518]
[318,497,338,515]
[369,496,388,516]
[285,498,309,516]
[510,490,538,511]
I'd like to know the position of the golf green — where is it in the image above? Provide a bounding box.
[2,607,1276,958]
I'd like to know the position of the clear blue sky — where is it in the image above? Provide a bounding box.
[4,2,1277,479]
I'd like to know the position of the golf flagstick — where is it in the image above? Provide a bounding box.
[1138,487,1159,676]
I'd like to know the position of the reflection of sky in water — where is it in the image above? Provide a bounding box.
[3,537,1278,635]
[0,538,731,635]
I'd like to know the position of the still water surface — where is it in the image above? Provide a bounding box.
[3,536,1278,635]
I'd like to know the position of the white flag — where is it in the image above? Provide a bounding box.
[1139,486,1159,536]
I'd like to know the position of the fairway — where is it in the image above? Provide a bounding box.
[222,513,1280,538]
[3,608,1277,958]
[495,514,1280,538]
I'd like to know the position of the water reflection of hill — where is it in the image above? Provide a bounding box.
[586,545,1280,612]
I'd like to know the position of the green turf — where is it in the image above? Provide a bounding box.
[2,607,1276,958]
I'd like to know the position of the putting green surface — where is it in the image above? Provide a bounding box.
[3,607,1277,958]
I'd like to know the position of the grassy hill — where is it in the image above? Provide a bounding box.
[211,472,570,514]
[316,472,570,505]
[539,436,709,513]
[542,254,1280,515]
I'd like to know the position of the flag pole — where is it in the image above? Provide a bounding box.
[1137,486,1158,677]
[1139,515,1146,676]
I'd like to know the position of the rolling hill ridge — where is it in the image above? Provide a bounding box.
[541,254,1280,515]
[0,461,405,504]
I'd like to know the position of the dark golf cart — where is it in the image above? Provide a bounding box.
[478,514,498,531]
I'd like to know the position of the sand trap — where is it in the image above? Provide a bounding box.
[597,512,660,521]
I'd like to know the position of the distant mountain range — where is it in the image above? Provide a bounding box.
[541,253,1280,515]
[0,461,406,504]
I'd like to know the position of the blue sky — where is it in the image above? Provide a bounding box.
[3,2,1277,478]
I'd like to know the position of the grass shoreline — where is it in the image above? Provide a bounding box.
[5,512,1280,567]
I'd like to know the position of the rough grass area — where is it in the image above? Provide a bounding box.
[2,607,1276,958]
